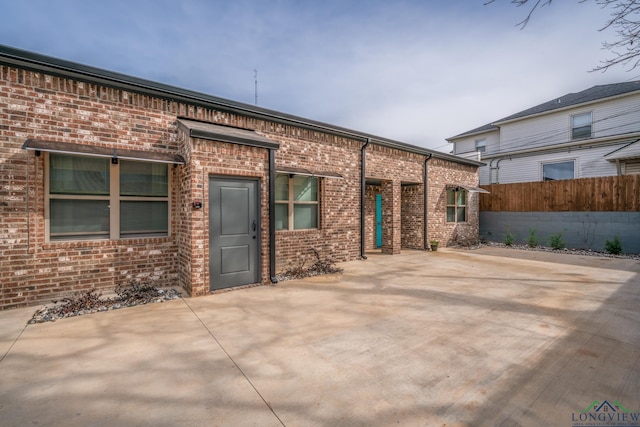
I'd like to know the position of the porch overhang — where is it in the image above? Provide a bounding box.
[447,184,490,194]
[177,118,280,150]
[276,166,343,179]
[22,139,185,164]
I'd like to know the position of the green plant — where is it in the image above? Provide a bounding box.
[527,228,540,248]
[504,232,515,246]
[430,240,439,245]
[548,231,565,250]
[604,234,623,255]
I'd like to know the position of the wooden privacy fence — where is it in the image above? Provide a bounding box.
[479,175,640,212]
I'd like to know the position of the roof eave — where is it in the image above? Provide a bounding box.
[447,126,499,142]
[493,90,640,126]
[0,44,481,167]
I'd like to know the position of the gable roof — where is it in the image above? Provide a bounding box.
[0,44,482,167]
[448,80,640,141]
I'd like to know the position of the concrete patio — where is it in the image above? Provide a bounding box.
[1,247,639,426]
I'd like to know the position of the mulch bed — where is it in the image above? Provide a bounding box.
[29,283,182,324]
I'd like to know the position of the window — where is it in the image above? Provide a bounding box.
[571,112,592,139]
[446,188,467,223]
[475,138,486,153]
[542,160,575,181]
[275,174,319,230]
[48,154,169,240]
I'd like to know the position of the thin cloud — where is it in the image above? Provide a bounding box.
[0,0,633,150]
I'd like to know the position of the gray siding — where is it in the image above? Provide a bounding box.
[480,211,640,254]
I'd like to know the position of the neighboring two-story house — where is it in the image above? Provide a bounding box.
[447,81,640,184]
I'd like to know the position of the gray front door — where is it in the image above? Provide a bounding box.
[209,178,260,291]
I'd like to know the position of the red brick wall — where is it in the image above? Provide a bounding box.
[0,66,183,309]
[427,158,480,246]
[364,185,380,250]
[180,133,270,295]
[270,131,362,272]
[401,185,424,250]
[0,64,479,309]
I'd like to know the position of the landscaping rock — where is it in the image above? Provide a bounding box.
[29,284,182,324]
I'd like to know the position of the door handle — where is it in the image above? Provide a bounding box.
[252,220,257,231]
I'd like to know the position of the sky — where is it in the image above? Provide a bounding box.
[0,0,637,152]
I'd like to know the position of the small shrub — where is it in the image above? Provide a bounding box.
[548,231,565,250]
[504,232,515,246]
[604,235,623,255]
[527,228,540,248]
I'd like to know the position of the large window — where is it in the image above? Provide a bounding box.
[571,112,592,140]
[542,160,575,181]
[446,188,467,223]
[275,174,319,230]
[48,154,169,240]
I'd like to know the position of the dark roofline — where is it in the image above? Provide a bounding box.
[447,123,498,141]
[494,81,640,125]
[448,80,640,141]
[0,44,482,167]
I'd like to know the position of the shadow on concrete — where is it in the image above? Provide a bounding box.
[1,249,638,426]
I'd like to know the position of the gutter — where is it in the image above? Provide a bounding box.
[0,44,482,167]
[423,154,432,250]
[360,138,371,259]
[486,137,638,183]
[269,149,278,283]
[481,132,640,161]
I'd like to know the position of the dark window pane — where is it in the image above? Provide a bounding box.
[543,161,574,181]
[275,203,288,230]
[446,189,455,205]
[572,125,591,139]
[294,204,318,229]
[50,199,110,237]
[447,207,455,222]
[120,201,168,235]
[275,174,289,201]
[293,176,318,201]
[120,161,168,196]
[572,113,592,139]
[50,154,109,195]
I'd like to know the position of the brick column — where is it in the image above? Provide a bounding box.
[381,180,401,254]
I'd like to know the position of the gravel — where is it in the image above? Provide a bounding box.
[462,241,640,260]
[275,259,343,282]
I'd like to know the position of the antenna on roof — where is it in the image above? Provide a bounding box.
[254,69,258,106]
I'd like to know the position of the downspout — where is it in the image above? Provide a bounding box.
[269,148,278,283]
[494,158,506,184]
[360,138,371,259]
[423,153,432,250]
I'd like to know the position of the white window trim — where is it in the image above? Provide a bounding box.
[539,158,577,182]
[45,153,172,242]
[570,111,593,140]
[475,138,487,153]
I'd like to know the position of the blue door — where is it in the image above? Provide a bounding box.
[376,194,382,248]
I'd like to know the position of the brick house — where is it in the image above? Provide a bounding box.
[0,45,482,309]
